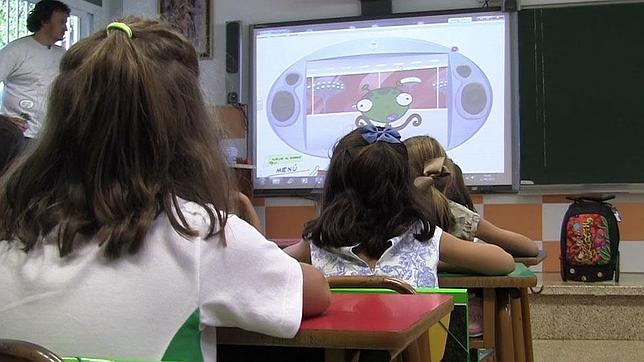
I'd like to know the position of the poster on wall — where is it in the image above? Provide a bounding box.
[159,0,212,58]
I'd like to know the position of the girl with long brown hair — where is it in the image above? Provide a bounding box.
[0,17,329,361]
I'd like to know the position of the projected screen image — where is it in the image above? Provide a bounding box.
[251,10,515,194]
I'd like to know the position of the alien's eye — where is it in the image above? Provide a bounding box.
[356,99,373,112]
[396,93,412,106]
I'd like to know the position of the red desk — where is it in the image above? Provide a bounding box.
[217,293,453,362]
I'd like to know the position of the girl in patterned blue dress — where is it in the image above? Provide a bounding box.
[285,126,514,288]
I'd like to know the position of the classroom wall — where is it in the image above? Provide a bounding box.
[66,0,107,34]
[113,0,644,274]
[117,0,644,106]
[252,193,644,274]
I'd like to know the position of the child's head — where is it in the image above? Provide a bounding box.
[0,17,233,258]
[303,126,438,258]
[404,135,447,178]
[324,126,411,208]
[404,135,454,229]
[405,135,476,211]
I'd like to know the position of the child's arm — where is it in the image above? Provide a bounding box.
[439,231,515,275]
[300,262,331,317]
[437,260,467,273]
[476,218,539,257]
[284,240,312,264]
[286,242,329,316]
[234,192,262,231]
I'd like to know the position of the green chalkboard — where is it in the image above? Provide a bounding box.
[519,3,644,184]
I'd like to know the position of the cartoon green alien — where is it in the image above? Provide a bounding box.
[354,81,422,131]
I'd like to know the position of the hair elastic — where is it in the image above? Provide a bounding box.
[360,125,402,144]
[106,22,133,38]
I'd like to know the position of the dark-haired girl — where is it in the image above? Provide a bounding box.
[286,126,514,288]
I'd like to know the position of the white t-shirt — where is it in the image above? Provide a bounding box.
[0,200,303,361]
[311,223,442,288]
[0,36,65,138]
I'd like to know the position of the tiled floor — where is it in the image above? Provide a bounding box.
[533,340,644,362]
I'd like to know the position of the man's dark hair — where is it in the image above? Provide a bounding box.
[27,0,70,33]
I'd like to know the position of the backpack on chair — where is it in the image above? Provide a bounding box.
[560,195,621,282]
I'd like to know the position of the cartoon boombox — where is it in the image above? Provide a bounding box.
[265,38,492,156]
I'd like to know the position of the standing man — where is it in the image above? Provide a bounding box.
[0,0,70,141]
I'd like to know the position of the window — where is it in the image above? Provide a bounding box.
[0,0,36,48]
[58,11,79,49]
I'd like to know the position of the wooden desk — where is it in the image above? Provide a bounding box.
[217,293,453,362]
[514,249,547,267]
[439,263,537,362]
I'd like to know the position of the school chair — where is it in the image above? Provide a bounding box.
[328,276,470,362]
[61,359,171,362]
[0,338,64,362]
[0,340,172,362]
[327,275,417,294]
[60,359,169,362]
[0,339,186,362]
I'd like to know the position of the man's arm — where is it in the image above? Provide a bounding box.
[0,115,28,132]
[0,43,18,83]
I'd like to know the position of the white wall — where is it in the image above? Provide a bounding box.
[64,0,107,35]
[102,0,122,23]
[115,0,643,106]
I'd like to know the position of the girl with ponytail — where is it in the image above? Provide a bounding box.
[405,135,539,257]
[285,126,514,288]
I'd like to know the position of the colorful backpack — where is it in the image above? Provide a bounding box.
[560,195,620,282]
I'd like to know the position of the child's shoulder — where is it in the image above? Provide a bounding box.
[393,222,442,246]
[447,200,480,241]
[448,200,479,218]
[172,199,241,236]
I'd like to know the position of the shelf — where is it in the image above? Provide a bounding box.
[231,164,255,170]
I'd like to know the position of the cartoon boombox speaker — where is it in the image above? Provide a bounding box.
[266,38,492,157]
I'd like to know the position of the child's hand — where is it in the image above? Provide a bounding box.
[7,116,28,132]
